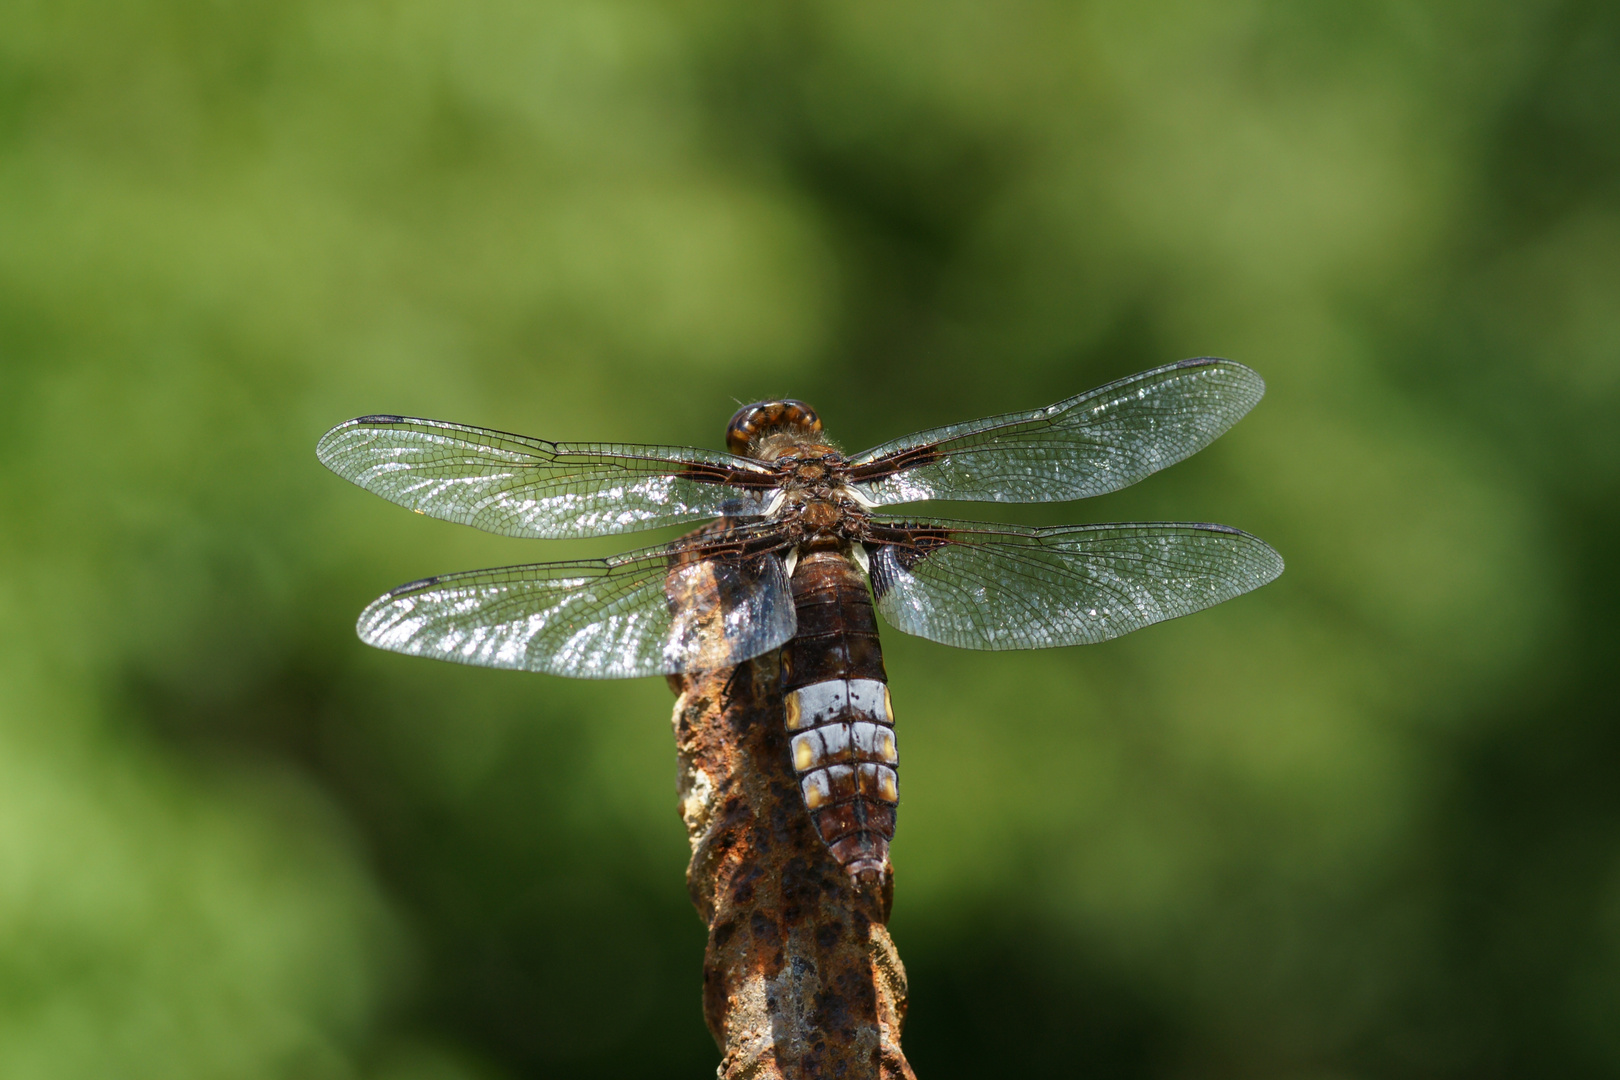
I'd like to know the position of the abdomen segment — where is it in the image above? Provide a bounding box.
[781,550,898,881]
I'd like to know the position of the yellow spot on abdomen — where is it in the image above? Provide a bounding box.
[801,770,831,811]
[876,767,899,803]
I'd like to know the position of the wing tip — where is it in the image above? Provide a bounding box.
[315,420,353,463]
[355,594,395,647]
[1165,522,1286,591]
[316,415,408,467]
[1230,530,1286,587]
[1177,356,1266,399]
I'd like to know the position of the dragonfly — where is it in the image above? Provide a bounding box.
[317,357,1283,881]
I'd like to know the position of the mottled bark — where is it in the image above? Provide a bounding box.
[669,653,914,1079]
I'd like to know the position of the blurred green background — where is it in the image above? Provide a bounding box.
[3,1,1618,1077]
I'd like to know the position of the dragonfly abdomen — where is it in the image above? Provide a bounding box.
[781,549,898,882]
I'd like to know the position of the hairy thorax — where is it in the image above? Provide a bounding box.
[728,400,873,553]
[761,443,871,551]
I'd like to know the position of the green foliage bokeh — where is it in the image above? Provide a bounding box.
[2,1,1617,1076]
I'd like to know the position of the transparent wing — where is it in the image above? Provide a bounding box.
[357,527,796,678]
[848,358,1265,505]
[865,517,1283,650]
[318,415,777,539]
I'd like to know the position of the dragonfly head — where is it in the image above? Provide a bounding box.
[727,399,822,458]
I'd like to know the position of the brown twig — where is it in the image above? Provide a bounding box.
[668,651,915,1079]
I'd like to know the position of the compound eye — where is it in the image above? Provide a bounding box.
[726,399,822,457]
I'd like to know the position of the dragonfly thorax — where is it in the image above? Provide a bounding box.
[768,486,869,537]
[756,446,868,535]
[796,499,845,532]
